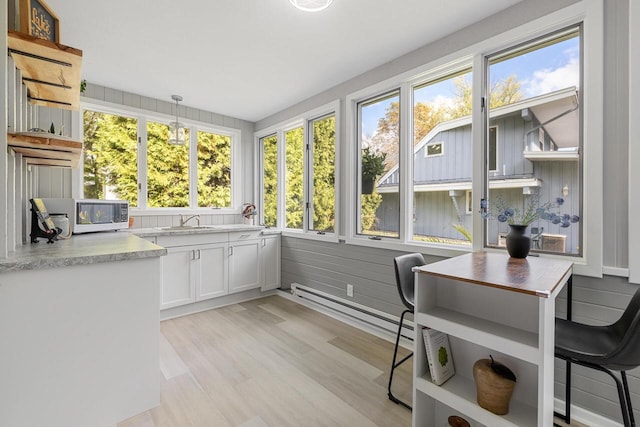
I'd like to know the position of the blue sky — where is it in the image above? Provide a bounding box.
[361,36,580,139]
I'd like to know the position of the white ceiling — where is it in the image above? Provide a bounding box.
[45,0,522,122]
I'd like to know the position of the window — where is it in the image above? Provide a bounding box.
[412,69,473,246]
[82,104,240,211]
[197,130,231,208]
[83,110,138,206]
[256,102,339,239]
[309,114,336,233]
[147,121,190,208]
[285,127,304,230]
[485,26,582,256]
[358,91,399,238]
[345,2,601,274]
[488,127,497,173]
[260,134,278,227]
[425,142,444,157]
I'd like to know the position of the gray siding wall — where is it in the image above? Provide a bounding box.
[263,0,632,423]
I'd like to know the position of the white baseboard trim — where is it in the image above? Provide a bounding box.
[554,398,622,427]
[277,284,412,350]
[278,284,622,427]
[160,288,277,321]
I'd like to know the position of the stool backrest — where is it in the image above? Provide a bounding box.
[393,253,426,311]
[608,288,640,370]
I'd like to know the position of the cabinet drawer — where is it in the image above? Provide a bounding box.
[229,230,262,242]
[157,232,228,248]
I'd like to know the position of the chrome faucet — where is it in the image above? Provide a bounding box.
[180,214,200,227]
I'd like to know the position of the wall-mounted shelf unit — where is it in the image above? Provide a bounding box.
[7,29,82,110]
[8,132,82,168]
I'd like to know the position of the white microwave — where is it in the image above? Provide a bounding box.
[40,198,129,234]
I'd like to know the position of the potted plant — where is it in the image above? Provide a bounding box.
[361,147,386,194]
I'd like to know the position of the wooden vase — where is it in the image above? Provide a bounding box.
[472,358,516,415]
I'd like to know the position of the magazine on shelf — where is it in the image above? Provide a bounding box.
[422,327,455,385]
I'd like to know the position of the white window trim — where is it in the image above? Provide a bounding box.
[425,141,444,158]
[80,99,242,215]
[344,0,603,277]
[255,100,340,242]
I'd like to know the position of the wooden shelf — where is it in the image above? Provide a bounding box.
[8,30,83,110]
[8,132,82,168]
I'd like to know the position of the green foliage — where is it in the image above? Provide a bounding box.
[262,135,278,227]
[197,130,231,208]
[83,111,138,205]
[285,127,304,229]
[312,116,336,232]
[452,223,472,242]
[361,147,386,179]
[438,346,448,367]
[83,111,233,209]
[146,122,189,207]
[360,192,383,232]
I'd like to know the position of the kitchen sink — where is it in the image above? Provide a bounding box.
[155,225,213,231]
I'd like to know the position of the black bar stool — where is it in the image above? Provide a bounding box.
[555,287,640,427]
[388,252,425,410]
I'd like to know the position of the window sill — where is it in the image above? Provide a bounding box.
[281,229,339,243]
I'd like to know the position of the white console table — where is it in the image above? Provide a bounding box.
[412,252,572,427]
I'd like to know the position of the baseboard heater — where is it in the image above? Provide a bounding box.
[288,283,414,346]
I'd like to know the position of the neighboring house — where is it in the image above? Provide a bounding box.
[375,87,580,253]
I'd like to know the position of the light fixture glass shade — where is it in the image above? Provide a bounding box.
[168,94,186,145]
[168,121,186,146]
[289,0,333,12]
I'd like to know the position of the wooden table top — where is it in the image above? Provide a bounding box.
[415,252,573,298]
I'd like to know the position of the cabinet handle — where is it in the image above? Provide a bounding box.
[262,238,265,247]
[229,246,233,256]
[196,249,201,260]
[191,250,196,260]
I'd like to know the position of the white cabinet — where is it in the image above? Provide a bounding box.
[412,252,572,427]
[157,234,228,310]
[159,245,196,309]
[194,243,228,300]
[260,234,281,291]
[228,231,261,294]
[154,229,280,309]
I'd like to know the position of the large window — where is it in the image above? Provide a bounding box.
[82,106,239,210]
[358,91,399,238]
[256,102,339,239]
[485,26,582,256]
[345,2,602,274]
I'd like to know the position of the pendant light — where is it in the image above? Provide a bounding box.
[168,95,186,146]
[289,0,333,12]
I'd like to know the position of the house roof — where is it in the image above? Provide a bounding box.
[377,86,579,185]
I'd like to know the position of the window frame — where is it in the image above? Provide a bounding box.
[345,0,603,277]
[425,141,444,158]
[255,100,340,242]
[80,100,242,215]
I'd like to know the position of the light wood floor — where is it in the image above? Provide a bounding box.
[116,295,587,427]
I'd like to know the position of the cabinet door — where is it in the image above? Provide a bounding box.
[160,246,195,309]
[228,240,260,294]
[260,235,280,291]
[195,243,228,301]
